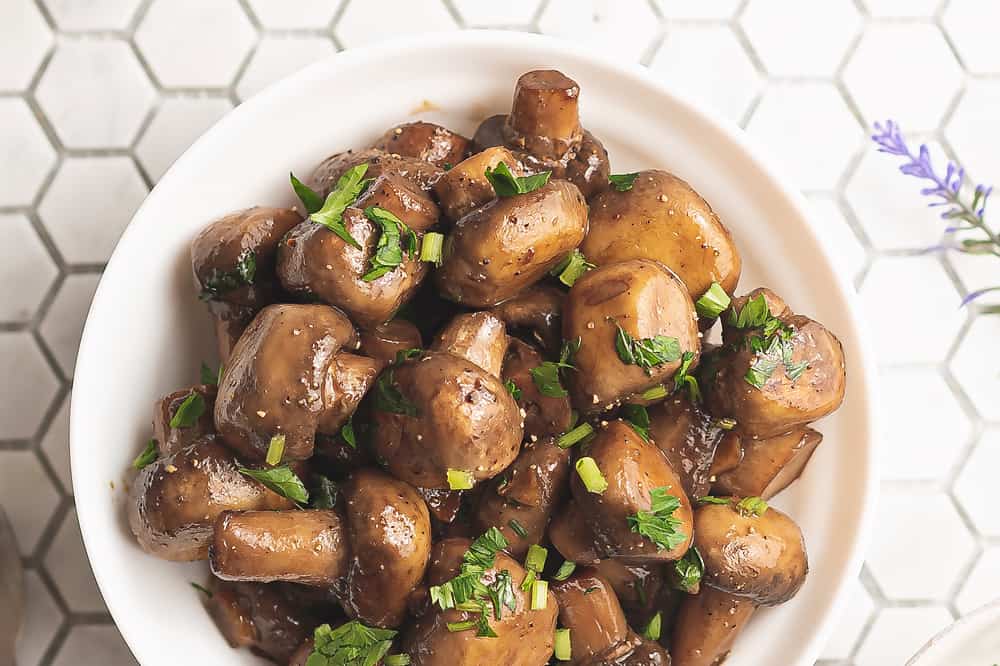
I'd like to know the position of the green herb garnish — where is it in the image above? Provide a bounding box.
[265,434,285,466]
[340,417,357,449]
[309,474,338,510]
[608,172,639,192]
[305,621,396,666]
[484,161,551,197]
[132,439,158,470]
[627,486,686,551]
[447,469,474,490]
[642,611,662,641]
[673,351,701,402]
[238,465,309,504]
[552,560,576,581]
[362,206,418,281]
[556,422,594,449]
[695,282,731,319]
[199,249,256,301]
[289,172,324,214]
[638,384,669,401]
[614,324,681,375]
[374,368,418,416]
[420,231,444,265]
[200,361,220,385]
[309,163,371,249]
[504,379,522,401]
[550,249,594,287]
[554,628,571,661]
[508,519,528,538]
[190,581,212,598]
[696,495,732,505]
[169,391,206,429]
[673,546,704,594]
[620,404,650,442]
[530,338,580,398]
[737,496,769,517]
[575,457,608,494]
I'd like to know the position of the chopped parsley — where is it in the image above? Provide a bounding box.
[374,368,418,416]
[550,249,594,287]
[199,248,256,301]
[673,546,704,594]
[131,439,158,470]
[305,621,396,666]
[608,172,639,192]
[200,361,221,385]
[504,379,522,401]
[289,172,324,214]
[340,417,356,449]
[620,404,650,442]
[614,324,681,375]
[309,163,371,249]
[429,527,515,638]
[169,391,206,429]
[737,496,769,517]
[627,486,686,551]
[728,295,807,389]
[362,206,418,282]
[696,495,732,506]
[309,474,338,510]
[238,465,309,504]
[642,611,663,641]
[673,351,701,402]
[530,338,580,398]
[484,161,551,197]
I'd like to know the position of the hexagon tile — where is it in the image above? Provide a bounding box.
[3,2,1000,665]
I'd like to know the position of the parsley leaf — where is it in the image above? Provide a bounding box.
[169,391,206,429]
[504,380,522,401]
[696,496,731,505]
[362,206,418,282]
[673,546,704,594]
[608,172,639,192]
[728,294,772,330]
[614,325,681,375]
[309,163,371,249]
[673,351,701,402]
[200,361,220,386]
[737,496,769,517]
[340,417,356,449]
[728,295,806,389]
[132,439,158,470]
[309,474,338,510]
[484,161,551,197]
[289,172,325,214]
[306,621,396,666]
[620,404,650,442]
[374,368,418,416]
[550,249,594,287]
[238,465,309,504]
[199,249,256,301]
[627,487,687,551]
[529,338,580,398]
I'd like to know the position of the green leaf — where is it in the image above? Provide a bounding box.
[238,465,309,504]
[309,163,370,249]
[608,172,639,192]
[695,282,731,319]
[200,362,219,385]
[290,172,325,214]
[673,351,701,402]
[627,487,686,551]
[614,325,681,374]
[340,418,357,449]
[309,474,338,510]
[550,249,594,287]
[132,439,158,470]
[737,496,769,517]
[696,495,731,505]
[306,621,397,666]
[673,547,704,594]
[504,379,522,401]
[169,391,206,428]
[642,611,662,641]
[560,338,581,365]
[620,404,650,442]
[530,362,568,397]
[552,560,576,582]
[199,249,257,301]
[484,161,551,197]
[363,206,417,282]
[374,368,418,416]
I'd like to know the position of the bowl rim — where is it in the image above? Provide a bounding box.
[906,599,1000,665]
[70,29,880,665]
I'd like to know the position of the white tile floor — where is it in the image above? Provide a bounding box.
[2,0,998,664]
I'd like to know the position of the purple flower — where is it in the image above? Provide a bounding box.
[872,119,999,305]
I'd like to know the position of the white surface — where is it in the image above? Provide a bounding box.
[5,2,1000,665]
[68,30,878,666]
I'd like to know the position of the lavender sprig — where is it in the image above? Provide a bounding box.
[872,120,1000,305]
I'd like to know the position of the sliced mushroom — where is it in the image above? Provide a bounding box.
[571,420,694,563]
[127,437,295,561]
[712,427,822,500]
[435,179,588,307]
[582,170,741,301]
[564,259,700,413]
[371,121,470,167]
[214,303,366,461]
[369,351,523,488]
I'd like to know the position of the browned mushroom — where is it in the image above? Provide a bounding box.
[712,427,822,500]
[359,319,423,371]
[309,148,444,195]
[371,121,470,167]
[152,384,216,456]
[501,338,573,440]
[489,284,564,355]
[671,586,754,666]
[432,146,525,221]
[431,311,510,378]
[646,394,731,500]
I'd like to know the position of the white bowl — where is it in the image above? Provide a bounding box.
[908,600,1000,665]
[71,30,879,666]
